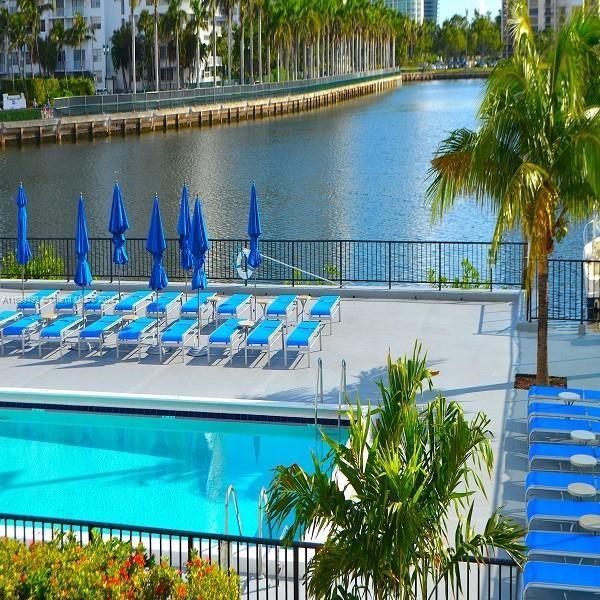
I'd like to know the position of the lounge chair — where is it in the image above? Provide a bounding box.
[529,416,600,442]
[527,497,600,528]
[38,316,84,357]
[245,319,285,366]
[525,471,599,499]
[529,386,600,403]
[529,401,600,421]
[0,311,23,331]
[116,317,156,360]
[216,294,252,323]
[529,442,600,470]
[145,291,183,325]
[265,295,298,325]
[284,321,324,367]
[78,315,123,357]
[17,290,59,314]
[525,531,600,560]
[0,314,44,355]
[523,561,600,597]
[114,291,154,315]
[207,318,243,364]
[84,291,119,316]
[159,319,198,363]
[309,295,341,334]
[55,291,97,315]
[181,293,218,324]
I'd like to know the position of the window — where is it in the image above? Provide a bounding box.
[39,19,45,32]
[90,15,101,29]
[94,70,102,83]
[159,46,167,59]
[91,0,100,7]
[93,48,102,62]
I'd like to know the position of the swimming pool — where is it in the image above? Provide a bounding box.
[0,408,342,535]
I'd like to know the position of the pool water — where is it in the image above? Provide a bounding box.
[0,408,342,535]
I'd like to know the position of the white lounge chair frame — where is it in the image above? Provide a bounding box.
[207,329,245,365]
[116,324,157,361]
[38,319,84,357]
[0,317,44,355]
[244,325,285,367]
[159,323,199,364]
[284,322,324,367]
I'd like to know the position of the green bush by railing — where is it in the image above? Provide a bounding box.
[0,243,65,280]
[0,77,94,106]
[0,535,240,599]
[427,258,490,289]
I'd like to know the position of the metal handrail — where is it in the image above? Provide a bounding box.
[257,487,272,576]
[224,484,243,536]
[338,359,347,441]
[314,358,323,429]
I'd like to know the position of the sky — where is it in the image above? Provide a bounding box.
[438,0,502,22]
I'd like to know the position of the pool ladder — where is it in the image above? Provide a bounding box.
[314,358,347,439]
[338,359,347,440]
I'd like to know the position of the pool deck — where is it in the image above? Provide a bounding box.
[2,283,600,536]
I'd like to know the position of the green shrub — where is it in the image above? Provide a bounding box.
[1,243,65,280]
[0,77,94,107]
[0,535,240,599]
[427,258,490,289]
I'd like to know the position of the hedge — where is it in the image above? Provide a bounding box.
[0,77,95,106]
[0,535,241,599]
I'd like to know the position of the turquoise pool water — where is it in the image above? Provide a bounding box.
[0,408,341,535]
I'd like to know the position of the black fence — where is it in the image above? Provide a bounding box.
[0,236,597,323]
[0,513,520,600]
[53,69,399,117]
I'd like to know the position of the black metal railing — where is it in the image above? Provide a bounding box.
[0,512,520,600]
[53,68,400,117]
[1,236,598,323]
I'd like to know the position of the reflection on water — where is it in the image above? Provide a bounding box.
[0,79,583,256]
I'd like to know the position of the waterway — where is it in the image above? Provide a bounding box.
[0,79,584,257]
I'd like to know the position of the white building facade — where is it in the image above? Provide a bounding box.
[0,0,223,92]
[384,0,424,24]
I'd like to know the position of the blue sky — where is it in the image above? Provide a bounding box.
[438,0,502,22]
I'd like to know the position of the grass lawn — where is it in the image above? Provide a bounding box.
[0,108,42,122]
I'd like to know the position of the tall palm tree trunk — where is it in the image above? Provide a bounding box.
[153,5,159,90]
[536,254,550,385]
[257,8,262,83]
[250,16,254,83]
[212,0,217,86]
[227,7,232,83]
[131,6,137,93]
[175,28,180,88]
[240,11,244,84]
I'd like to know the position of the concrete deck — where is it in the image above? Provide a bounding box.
[2,284,600,536]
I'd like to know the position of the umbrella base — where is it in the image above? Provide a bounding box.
[187,346,208,357]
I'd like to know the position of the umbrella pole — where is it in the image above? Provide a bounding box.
[118,267,122,299]
[21,266,25,299]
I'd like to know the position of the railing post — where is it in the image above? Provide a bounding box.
[581,260,586,327]
[388,240,392,290]
[338,241,343,288]
[65,241,71,282]
[291,242,295,287]
[293,545,300,600]
[438,241,442,291]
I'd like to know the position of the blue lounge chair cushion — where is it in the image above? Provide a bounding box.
[526,471,598,492]
[217,295,252,315]
[117,318,156,341]
[527,498,600,524]
[182,293,215,313]
[529,416,600,435]
[85,291,119,311]
[162,319,197,343]
[17,289,59,310]
[115,291,153,312]
[209,319,241,344]
[309,295,340,317]
[56,291,95,310]
[287,321,321,348]
[529,385,600,402]
[40,316,83,338]
[523,561,600,594]
[247,320,283,346]
[529,401,600,420]
[526,531,600,558]
[266,295,297,317]
[529,442,600,463]
[80,316,123,339]
[146,292,183,314]
[0,311,21,327]
[3,315,43,336]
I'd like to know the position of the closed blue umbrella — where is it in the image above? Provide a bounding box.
[15,182,33,298]
[189,195,210,354]
[75,194,93,323]
[108,182,129,297]
[177,184,193,294]
[247,182,262,270]
[146,194,168,350]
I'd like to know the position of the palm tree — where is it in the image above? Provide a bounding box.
[49,19,66,74]
[6,11,29,80]
[163,0,187,88]
[267,344,524,599]
[18,0,52,77]
[111,23,131,88]
[128,0,139,93]
[189,0,209,84]
[427,2,600,386]
[152,0,160,89]
[66,12,94,76]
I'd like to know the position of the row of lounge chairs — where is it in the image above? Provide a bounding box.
[522,385,600,598]
[0,289,342,366]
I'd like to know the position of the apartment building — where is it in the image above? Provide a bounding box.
[384,0,425,24]
[0,0,223,92]
[423,0,438,23]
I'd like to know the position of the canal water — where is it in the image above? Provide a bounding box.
[0,79,584,257]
